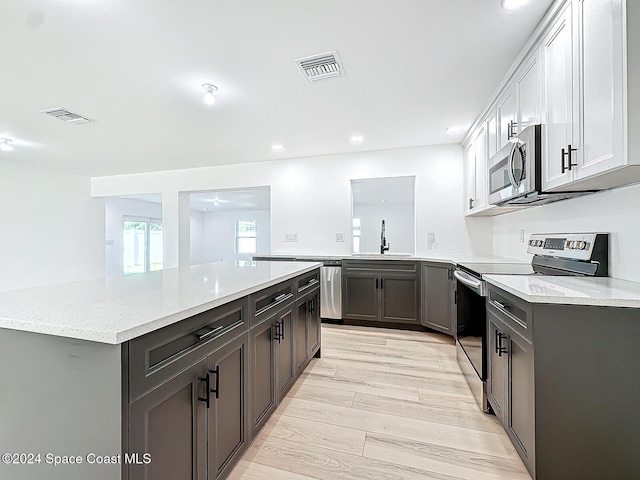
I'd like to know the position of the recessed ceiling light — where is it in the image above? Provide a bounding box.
[202,83,218,105]
[272,144,284,152]
[351,135,364,144]
[446,125,466,134]
[501,0,530,10]
[0,138,13,151]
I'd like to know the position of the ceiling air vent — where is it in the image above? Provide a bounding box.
[295,51,344,83]
[40,107,94,124]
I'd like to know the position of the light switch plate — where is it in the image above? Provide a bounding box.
[284,233,298,242]
[335,232,345,242]
[519,229,525,243]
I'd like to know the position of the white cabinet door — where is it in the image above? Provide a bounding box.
[574,0,625,180]
[464,142,476,215]
[517,50,542,132]
[474,125,488,211]
[541,4,575,191]
[497,85,518,150]
[487,109,498,159]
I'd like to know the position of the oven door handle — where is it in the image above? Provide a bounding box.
[453,270,484,296]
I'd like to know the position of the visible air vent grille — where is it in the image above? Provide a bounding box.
[295,51,344,83]
[40,107,94,124]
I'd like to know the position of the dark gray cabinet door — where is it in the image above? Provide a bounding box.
[506,325,535,475]
[342,274,379,321]
[487,312,507,424]
[207,334,249,480]
[250,319,276,437]
[277,307,296,398]
[129,361,207,480]
[308,290,321,356]
[380,275,420,324]
[295,297,309,373]
[422,264,455,334]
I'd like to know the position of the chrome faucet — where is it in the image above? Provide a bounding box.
[380,220,390,254]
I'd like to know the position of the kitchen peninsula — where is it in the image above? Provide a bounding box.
[0,260,322,480]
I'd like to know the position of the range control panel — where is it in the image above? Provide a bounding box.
[527,233,607,261]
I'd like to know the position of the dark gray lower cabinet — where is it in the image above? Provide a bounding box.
[128,333,249,480]
[342,260,420,325]
[486,311,506,422]
[207,334,249,480]
[127,268,321,480]
[129,361,207,480]
[421,263,455,334]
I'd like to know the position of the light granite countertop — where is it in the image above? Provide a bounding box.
[254,253,526,265]
[484,274,640,308]
[0,260,321,344]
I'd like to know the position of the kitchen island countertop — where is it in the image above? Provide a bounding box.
[0,260,322,344]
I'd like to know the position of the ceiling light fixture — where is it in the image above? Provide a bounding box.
[351,135,364,144]
[501,0,530,10]
[446,125,466,134]
[202,83,218,105]
[0,138,13,151]
[272,144,284,152]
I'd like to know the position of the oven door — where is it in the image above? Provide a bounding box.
[456,277,486,381]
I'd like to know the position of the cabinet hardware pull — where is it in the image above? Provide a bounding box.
[469,198,474,210]
[196,325,224,342]
[495,329,500,354]
[274,293,288,302]
[498,333,508,357]
[308,298,314,314]
[198,373,210,409]
[209,366,220,400]
[494,300,511,312]
[376,278,379,289]
[561,147,567,173]
[274,322,281,344]
[380,278,384,289]
[280,319,285,341]
[567,144,578,171]
[299,278,319,292]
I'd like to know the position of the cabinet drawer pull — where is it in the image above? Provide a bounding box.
[298,278,319,292]
[497,333,508,357]
[209,366,220,400]
[256,293,294,316]
[198,373,210,409]
[494,300,511,312]
[196,325,224,342]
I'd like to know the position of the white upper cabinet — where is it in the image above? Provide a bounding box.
[473,124,488,212]
[516,50,542,132]
[487,109,498,158]
[573,0,626,183]
[541,3,575,191]
[463,141,476,215]
[497,84,518,150]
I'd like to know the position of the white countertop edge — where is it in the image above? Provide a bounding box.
[484,275,640,308]
[0,262,322,345]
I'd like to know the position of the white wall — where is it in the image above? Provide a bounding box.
[191,209,271,264]
[104,198,163,276]
[0,162,104,292]
[492,182,640,282]
[190,210,206,265]
[92,144,493,265]
[354,204,414,254]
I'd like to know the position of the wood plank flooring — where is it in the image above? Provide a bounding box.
[228,324,531,480]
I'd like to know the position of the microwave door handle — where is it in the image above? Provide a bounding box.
[507,142,519,188]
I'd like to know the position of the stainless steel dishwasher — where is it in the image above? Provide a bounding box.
[320,260,342,319]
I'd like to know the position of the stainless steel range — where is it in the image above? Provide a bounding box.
[454,233,609,411]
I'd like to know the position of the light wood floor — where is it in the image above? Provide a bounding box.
[229,324,531,480]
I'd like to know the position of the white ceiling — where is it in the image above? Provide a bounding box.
[0,0,553,177]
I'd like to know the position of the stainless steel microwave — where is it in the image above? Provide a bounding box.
[488,125,592,206]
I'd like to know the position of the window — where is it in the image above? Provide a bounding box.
[236,220,257,255]
[352,218,361,253]
[123,217,163,274]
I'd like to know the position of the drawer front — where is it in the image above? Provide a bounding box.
[250,280,295,326]
[295,269,320,295]
[487,287,532,343]
[343,260,419,274]
[129,298,249,400]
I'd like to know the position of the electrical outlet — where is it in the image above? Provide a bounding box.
[427,233,435,244]
[284,233,298,242]
[519,229,525,243]
[335,232,345,242]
